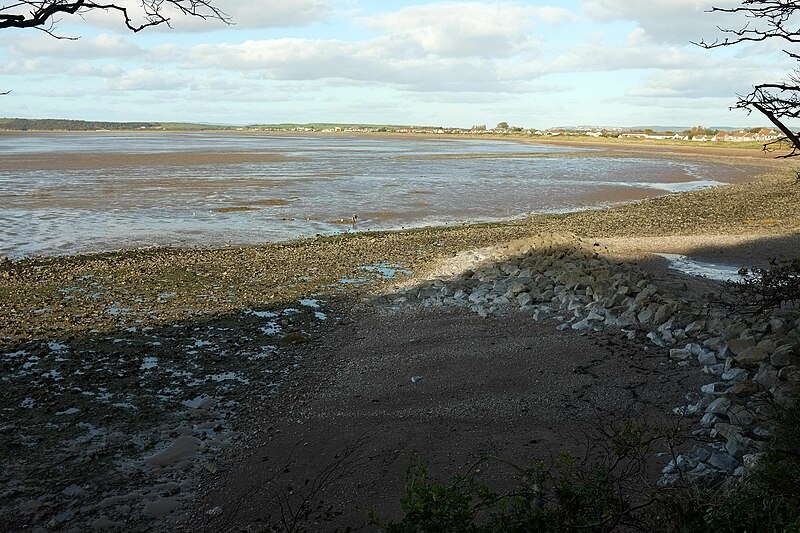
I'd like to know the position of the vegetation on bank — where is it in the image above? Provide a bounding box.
[372,406,800,532]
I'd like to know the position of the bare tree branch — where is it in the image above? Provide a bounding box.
[0,0,231,36]
[696,1,800,157]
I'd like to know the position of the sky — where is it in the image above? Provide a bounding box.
[1,0,797,129]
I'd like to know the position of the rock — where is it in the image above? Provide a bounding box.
[685,320,706,335]
[771,345,800,368]
[705,397,732,416]
[753,364,778,391]
[725,434,755,459]
[670,348,691,361]
[728,336,757,356]
[756,338,778,355]
[703,364,725,376]
[778,366,800,386]
[703,336,728,354]
[686,463,725,484]
[727,404,757,427]
[505,281,527,296]
[633,284,657,305]
[735,346,769,367]
[721,368,749,383]
[769,318,787,335]
[516,292,533,307]
[772,384,794,408]
[647,331,665,347]
[707,451,740,474]
[743,452,765,473]
[701,382,727,395]
[637,305,657,325]
[698,351,717,366]
[729,382,760,397]
[653,304,673,325]
[689,445,711,462]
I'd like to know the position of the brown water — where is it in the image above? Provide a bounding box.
[0,132,752,258]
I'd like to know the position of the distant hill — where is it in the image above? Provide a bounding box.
[0,118,163,131]
[0,118,237,131]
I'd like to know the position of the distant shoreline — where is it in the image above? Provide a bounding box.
[0,126,778,156]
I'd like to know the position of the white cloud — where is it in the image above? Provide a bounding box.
[581,0,741,44]
[361,2,572,59]
[105,69,187,90]
[73,0,332,33]
[5,33,142,59]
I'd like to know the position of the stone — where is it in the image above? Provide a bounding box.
[689,445,711,462]
[703,336,727,353]
[516,292,533,307]
[721,368,749,383]
[728,336,757,356]
[768,318,787,334]
[653,304,673,325]
[685,343,704,356]
[701,382,727,395]
[633,284,657,305]
[753,364,778,391]
[756,338,778,355]
[725,434,755,459]
[728,404,756,427]
[705,397,731,416]
[647,332,665,348]
[685,320,706,335]
[707,451,740,474]
[771,345,800,367]
[778,366,800,386]
[506,281,527,296]
[729,382,760,397]
[686,463,725,485]
[698,351,717,366]
[670,348,691,361]
[735,346,769,367]
[743,452,765,473]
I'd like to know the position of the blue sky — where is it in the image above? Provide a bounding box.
[0,0,795,128]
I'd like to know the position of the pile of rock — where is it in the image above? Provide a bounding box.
[370,233,800,484]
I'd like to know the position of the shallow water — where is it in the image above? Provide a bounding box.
[656,253,750,282]
[0,133,751,258]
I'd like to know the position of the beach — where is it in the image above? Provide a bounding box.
[2,141,799,531]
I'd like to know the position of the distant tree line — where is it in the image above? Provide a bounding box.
[0,118,161,131]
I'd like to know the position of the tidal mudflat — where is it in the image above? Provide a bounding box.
[0,132,766,258]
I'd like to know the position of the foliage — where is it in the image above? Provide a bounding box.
[727,258,800,311]
[373,421,667,532]
[374,407,800,532]
[658,399,800,533]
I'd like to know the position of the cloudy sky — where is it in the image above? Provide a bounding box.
[0,0,795,128]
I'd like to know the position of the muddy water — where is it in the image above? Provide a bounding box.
[0,132,752,258]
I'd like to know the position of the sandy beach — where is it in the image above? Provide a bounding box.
[2,141,799,531]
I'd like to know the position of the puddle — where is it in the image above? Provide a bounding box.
[250,310,278,319]
[299,299,321,309]
[358,263,413,279]
[656,253,750,282]
[140,357,159,370]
